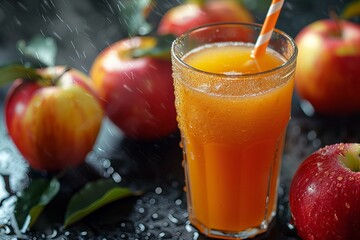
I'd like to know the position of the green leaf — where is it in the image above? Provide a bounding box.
[14,178,60,232]
[64,179,140,228]
[116,0,154,36]
[17,35,57,67]
[0,64,42,87]
[341,0,360,19]
[131,34,176,59]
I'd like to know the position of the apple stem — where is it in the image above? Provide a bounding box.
[340,146,360,172]
[52,66,71,85]
[329,9,343,38]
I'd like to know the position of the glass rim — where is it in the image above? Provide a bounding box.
[171,22,298,79]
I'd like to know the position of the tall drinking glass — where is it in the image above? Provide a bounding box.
[171,23,297,239]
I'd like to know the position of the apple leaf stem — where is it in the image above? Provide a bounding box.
[0,64,42,87]
[51,66,71,85]
[329,9,343,38]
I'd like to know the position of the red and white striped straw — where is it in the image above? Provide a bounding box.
[251,0,284,59]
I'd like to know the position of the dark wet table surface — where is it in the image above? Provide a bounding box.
[2,85,360,240]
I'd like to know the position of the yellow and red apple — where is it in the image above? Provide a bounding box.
[90,36,177,140]
[157,0,253,36]
[294,19,360,115]
[289,143,360,240]
[5,66,103,171]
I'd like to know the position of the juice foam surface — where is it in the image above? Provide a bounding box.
[178,42,288,98]
[183,42,285,75]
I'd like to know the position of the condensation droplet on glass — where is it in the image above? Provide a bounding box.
[197,83,209,92]
[214,83,222,91]
[224,71,243,76]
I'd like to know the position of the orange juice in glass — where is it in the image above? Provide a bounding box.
[171,23,297,239]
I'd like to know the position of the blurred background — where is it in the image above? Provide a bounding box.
[0,0,354,71]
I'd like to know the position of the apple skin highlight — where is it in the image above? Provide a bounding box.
[289,143,360,240]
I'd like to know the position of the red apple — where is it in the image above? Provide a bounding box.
[294,19,360,115]
[5,66,103,171]
[289,143,360,240]
[89,36,177,140]
[157,0,253,36]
